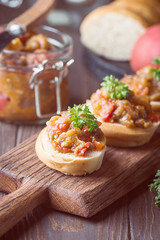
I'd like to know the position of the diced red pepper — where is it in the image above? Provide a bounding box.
[55,143,70,153]
[102,112,112,122]
[50,115,70,134]
[0,93,10,111]
[54,122,70,134]
[77,142,91,156]
[149,113,160,122]
[139,87,149,95]
[60,111,69,118]
[102,100,115,122]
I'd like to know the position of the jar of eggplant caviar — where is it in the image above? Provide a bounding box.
[0,25,73,124]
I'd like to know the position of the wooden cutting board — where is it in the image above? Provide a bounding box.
[0,130,160,236]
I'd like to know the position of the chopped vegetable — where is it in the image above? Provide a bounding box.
[68,104,98,132]
[149,170,160,208]
[101,99,115,122]
[150,57,160,81]
[77,142,91,156]
[101,75,130,99]
[47,105,105,156]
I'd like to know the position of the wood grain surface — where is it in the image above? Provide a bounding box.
[0,0,160,239]
[0,128,160,236]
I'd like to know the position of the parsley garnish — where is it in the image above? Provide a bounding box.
[149,170,160,208]
[101,75,130,99]
[153,57,160,65]
[68,104,98,132]
[150,57,160,81]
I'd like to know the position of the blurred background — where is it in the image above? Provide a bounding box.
[0,0,112,30]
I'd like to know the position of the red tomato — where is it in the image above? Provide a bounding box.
[131,24,160,72]
[0,93,10,111]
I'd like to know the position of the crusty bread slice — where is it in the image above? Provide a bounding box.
[80,6,149,61]
[86,100,159,147]
[116,0,160,9]
[99,121,159,147]
[115,0,160,15]
[112,1,160,25]
[35,127,106,176]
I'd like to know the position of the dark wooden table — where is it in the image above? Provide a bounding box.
[0,0,160,239]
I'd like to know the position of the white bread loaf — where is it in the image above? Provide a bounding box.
[80,1,160,61]
[80,6,149,61]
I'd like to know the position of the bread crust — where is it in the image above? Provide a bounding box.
[80,5,149,31]
[80,5,148,61]
[86,100,159,147]
[151,101,160,112]
[100,122,159,147]
[35,127,106,176]
[111,1,160,25]
[116,0,160,10]
[115,0,160,17]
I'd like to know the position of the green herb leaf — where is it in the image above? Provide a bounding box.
[149,170,160,208]
[153,57,160,65]
[150,68,160,81]
[150,57,160,81]
[68,104,98,132]
[101,75,130,99]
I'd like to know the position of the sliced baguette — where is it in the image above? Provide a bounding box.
[80,6,149,61]
[115,0,160,17]
[116,0,160,9]
[35,127,106,176]
[111,1,160,25]
[86,100,159,147]
[99,121,159,147]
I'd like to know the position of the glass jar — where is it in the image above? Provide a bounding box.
[0,25,73,124]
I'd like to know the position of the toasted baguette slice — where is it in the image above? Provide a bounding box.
[99,121,159,147]
[86,100,159,147]
[80,6,149,61]
[35,127,106,176]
